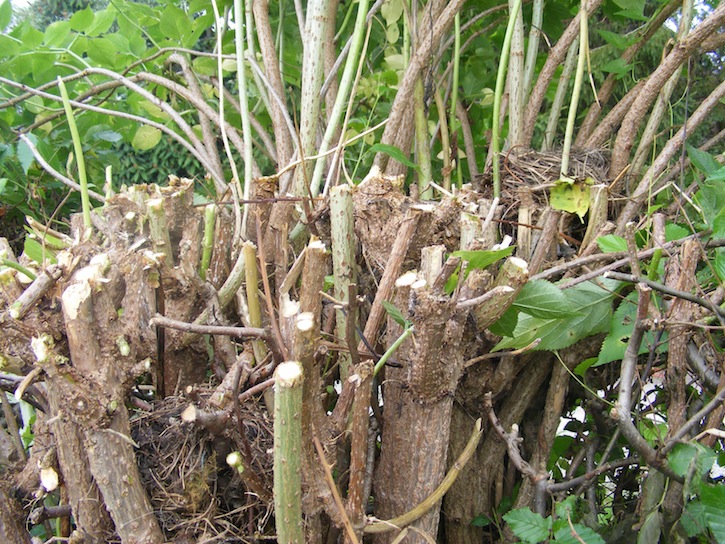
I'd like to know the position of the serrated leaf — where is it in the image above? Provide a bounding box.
[382,301,407,328]
[553,523,606,544]
[503,507,550,544]
[368,143,417,170]
[668,443,716,482]
[132,125,162,151]
[665,223,690,242]
[682,500,707,538]
[554,496,578,519]
[597,234,627,253]
[596,290,668,366]
[699,485,725,542]
[512,280,578,319]
[551,179,591,220]
[493,280,619,352]
[687,144,720,175]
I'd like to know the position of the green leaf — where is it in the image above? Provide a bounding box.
[159,4,189,43]
[665,223,690,242]
[19,22,44,49]
[681,500,707,538]
[70,7,95,33]
[668,443,716,482]
[612,0,648,21]
[636,510,662,544]
[470,515,492,527]
[132,125,162,151]
[92,130,122,143]
[713,210,725,239]
[43,20,72,47]
[574,357,597,377]
[0,34,19,57]
[596,290,668,366]
[596,29,634,49]
[489,306,519,337]
[24,237,58,265]
[554,496,578,519]
[503,507,550,544]
[550,178,592,220]
[600,58,631,77]
[86,9,116,37]
[687,144,720,175]
[512,280,578,319]
[445,247,515,294]
[0,0,11,31]
[699,484,725,542]
[493,279,620,352]
[368,143,418,170]
[695,169,725,226]
[87,36,124,66]
[451,247,515,271]
[596,234,627,253]
[16,134,38,174]
[382,301,407,328]
[553,522,606,544]
[714,248,725,283]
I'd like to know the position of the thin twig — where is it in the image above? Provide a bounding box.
[150,314,268,339]
[603,271,725,319]
[312,432,360,544]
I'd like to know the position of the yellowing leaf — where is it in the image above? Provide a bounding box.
[132,125,162,151]
[550,178,591,220]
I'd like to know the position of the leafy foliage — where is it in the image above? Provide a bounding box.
[492,279,620,352]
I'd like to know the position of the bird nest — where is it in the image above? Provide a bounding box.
[131,388,274,543]
[502,147,609,187]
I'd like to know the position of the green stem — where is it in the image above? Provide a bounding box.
[200,204,217,280]
[415,77,433,200]
[450,13,461,187]
[309,0,370,197]
[57,77,91,233]
[492,0,522,198]
[273,361,304,544]
[243,242,268,365]
[1,258,37,281]
[560,0,588,178]
[330,184,356,379]
[293,0,330,197]
[236,0,254,234]
[374,325,414,377]
[434,89,452,191]
[542,37,579,152]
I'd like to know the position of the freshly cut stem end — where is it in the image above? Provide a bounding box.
[273,361,304,544]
